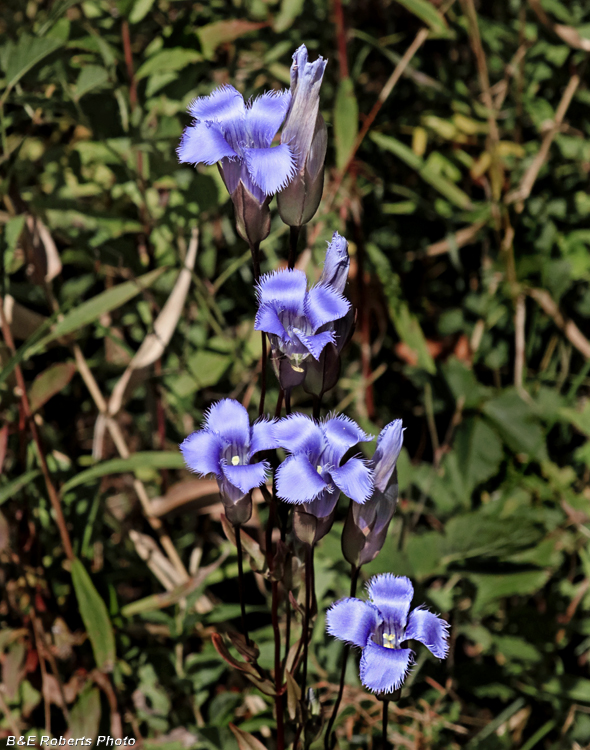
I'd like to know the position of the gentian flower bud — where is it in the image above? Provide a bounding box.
[277,45,328,227]
[342,420,404,567]
[177,85,296,246]
[180,399,278,526]
[304,233,355,397]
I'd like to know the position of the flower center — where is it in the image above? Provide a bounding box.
[317,465,323,474]
[372,621,404,650]
[231,456,240,466]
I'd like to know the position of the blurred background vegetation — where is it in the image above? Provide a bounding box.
[1,0,590,748]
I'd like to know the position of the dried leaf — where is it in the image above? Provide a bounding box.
[229,724,268,750]
[197,20,266,60]
[3,294,47,340]
[108,229,198,416]
[28,362,76,413]
[286,669,301,721]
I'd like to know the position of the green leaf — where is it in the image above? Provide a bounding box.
[61,452,185,495]
[129,0,156,23]
[0,470,41,507]
[135,48,202,81]
[196,20,265,61]
[273,0,305,32]
[30,266,165,355]
[370,132,472,209]
[441,512,544,564]
[74,65,109,99]
[67,685,101,742]
[29,362,76,413]
[334,77,358,171]
[482,389,548,461]
[1,35,63,93]
[469,570,550,614]
[449,417,504,499]
[187,349,231,389]
[395,0,452,37]
[71,558,116,671]
[365,242,436,373]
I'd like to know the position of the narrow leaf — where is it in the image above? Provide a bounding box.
[0,470,41,507]
[30,266,165,355]
[334,77,358,170]
[395,0,451,37]
[370,132,472,209]
[60,452,185,495]
[71,558,116,672]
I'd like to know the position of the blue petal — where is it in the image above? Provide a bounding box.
[367,574,414,629]
[221,461,268,494]
[372,420,404,492]
[360,641,413,693]
[274,414,323,458]
[404,607,449,659]
[180,430,224,476]
[330,458,373,504]
[305,284,350,332]
[244,144,296,195]
[177,122,237,166]
[326,598,381,648]
[250,418,279,456]
[188,85,245,124]
[276,454,327,503]
[292,328,335,360]
[205,399,250,449]
[254,302,287,338]
[256,269,307,313]
[319,232,350,294]
[323,415,372,464]
[246,90,291,148]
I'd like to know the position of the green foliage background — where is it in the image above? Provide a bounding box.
[1,0,590,748]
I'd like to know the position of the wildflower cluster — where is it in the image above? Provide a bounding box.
[178,43,449,748]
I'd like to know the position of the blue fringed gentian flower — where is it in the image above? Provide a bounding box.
[180,399,277,525]
[327,574,449,694]
[277,45,328,227]
[177,85,295,245]
[275,413,373,516]
[342,419,404,567]
[255,266,350,373]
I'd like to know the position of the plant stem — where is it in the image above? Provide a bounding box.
[324,565,359,750]
[275,389,284,418]
[234,524,250,646]
[301,544,315,697]
[312,394,322,420]
[382,699,390,750]
[0,300,74,561]
[272,580,285,750]
[288,226,301,269]
[285,389,292,416]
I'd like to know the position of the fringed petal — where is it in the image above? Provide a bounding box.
[326,598,382,648]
